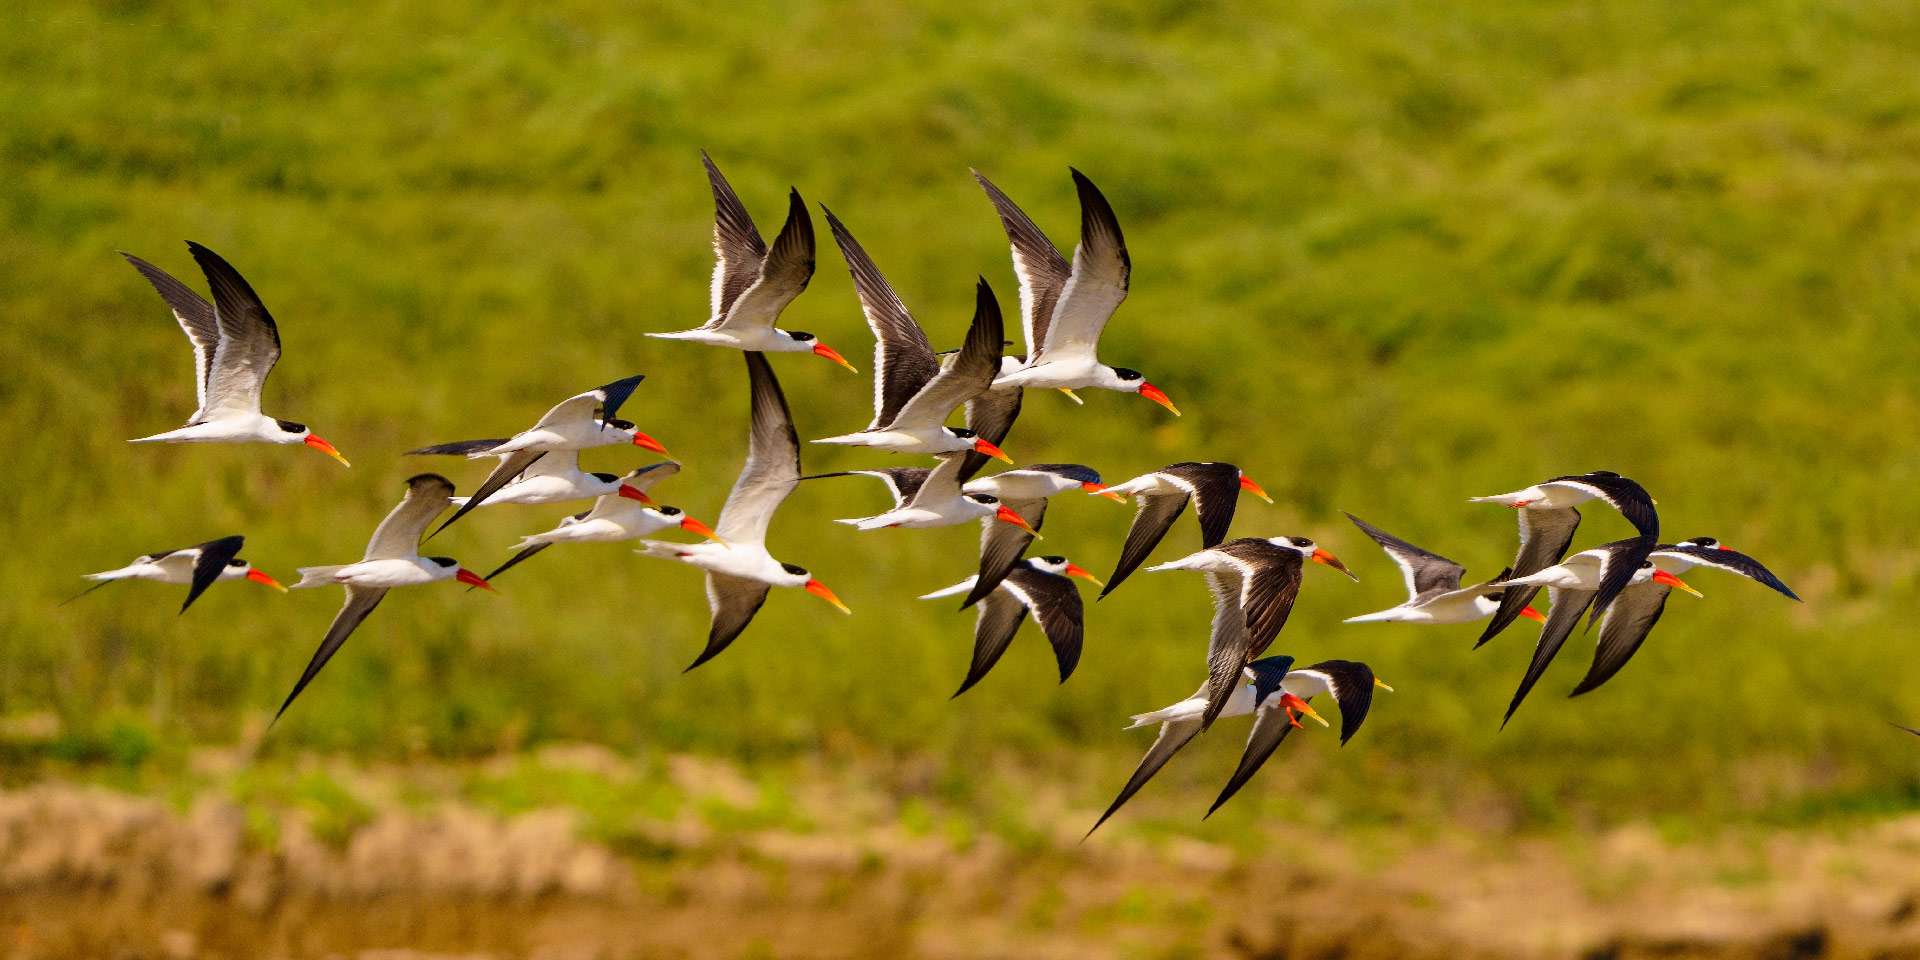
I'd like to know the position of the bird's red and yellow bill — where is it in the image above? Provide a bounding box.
[632,432,673,459]
[1281,692,1329,728]
[1520,606,1547,623]
[1652,569,1703,597]
[455,568,498,593]
[994,505,1043,538]
[1138,382,1180,416]
[812,342,858,373]
[617,484,656,505]
[1082,480,1127,502]
[973,437,1014,464]
[245,569,288,592]
[1063,562,1103,587]
[679,515,727,546]
[1237,474,1273,503]
[804,578,851,614]
[1310,547,1357,581]
[303,434,350,467]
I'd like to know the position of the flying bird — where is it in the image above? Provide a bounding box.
[812,212,1012,461]
[420,375,668,536]
[478,463,722,583]
[646,152,854,371]
[1146,536,1354,730]
[921,555,1102,696]
[1089,655,1376,835]
[1341,513,1545,626]
[1565,538,1799,697]
[410,443,654,509]
[278,474,494,721]
[637,352,850,671]
[121,244,349,465]
[969,168,1178,414]
[69,535,284,612]
[1207,659,1387,817]
[808,454,1040,534]
[1497,538,1699,726]
[1470,471,1659,646]
[957,463,1121,608]
[1098,463,1272,598]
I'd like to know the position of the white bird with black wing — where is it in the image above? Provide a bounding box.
[1145,536,1355,730]
[809,454,1042,534]
[637,352,850,671]
[70,535,285,612]
[421,375,670,536]
[970,168,1180,413]
[646,151,855,371]
[1099,462,1273,598]
[921,555,1102,696]
[121,244,350,465]
[956,463,1122,608]
[1342,512,1546,626]
[278,474,495,722]
[1470,470,1659,645]
[811,211,1014,462]
[478,463,723,584]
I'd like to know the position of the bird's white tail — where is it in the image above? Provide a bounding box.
[1125,697,1207,729]
[918,577,977,600]
[291,566,350,588]
[82,566,142,581]
[633,541,682,560]
[1342,609,1402,623]
[810,434,867,446]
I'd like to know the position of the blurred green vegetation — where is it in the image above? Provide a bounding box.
[3,0,1919,836]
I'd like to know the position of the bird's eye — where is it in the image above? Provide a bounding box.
[950,428,977,438]
[1639,561,1654,569]
[781,562,808,577]
[1113,367,1143,381]
[971,494,998,504]
[1288,537,1313,548]
[227,560,247,568]
[1039,555,1066,564]
[788,331,816,342]
[275,419,306,434]
[606,418,636,430]
[430,557,458,567]
[660,506,682,516]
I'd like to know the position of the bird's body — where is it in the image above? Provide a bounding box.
[1471,470,1659,643]
[277,475,492,721]
[637,352,848,670]
[814,454,1039,534]
[1146,536,1355,730]
[1341,513,1544,626]
[1099,462,1272,598]
[121,244,348,465]
[75,535,284,612]
[647,152,854,371]
[920,556,1100,696]
[431,450,646,508]
[411,375,664,536]
[970,169,1178,414]
[955,463,1118,607]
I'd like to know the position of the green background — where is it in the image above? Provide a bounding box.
[4,0,1917,834]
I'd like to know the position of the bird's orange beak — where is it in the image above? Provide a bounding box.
[804,578,851,614]
[680,515,727,547]
[1082,481,1127,502]
[1652,569,1703,597]
[994,505,1043,539]
[632,432,674,460]
[1280,692,1329,728]
[1310,547,1357,581]
[1063,562,1103,587]
[245,569,289,592]
[973,437,1014,464]
[456,568,498,593]
[617,484,655,505]
[303,434,350,467]
[1510,500,1535,509]
[1238,474,1273,503]
[1138,382,1180,416]
[1520,606,1547,623]
[812,342,858,373]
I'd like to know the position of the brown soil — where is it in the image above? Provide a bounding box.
[3,773,1919,960]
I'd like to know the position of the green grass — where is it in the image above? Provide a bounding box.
[3,0,1920,833]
